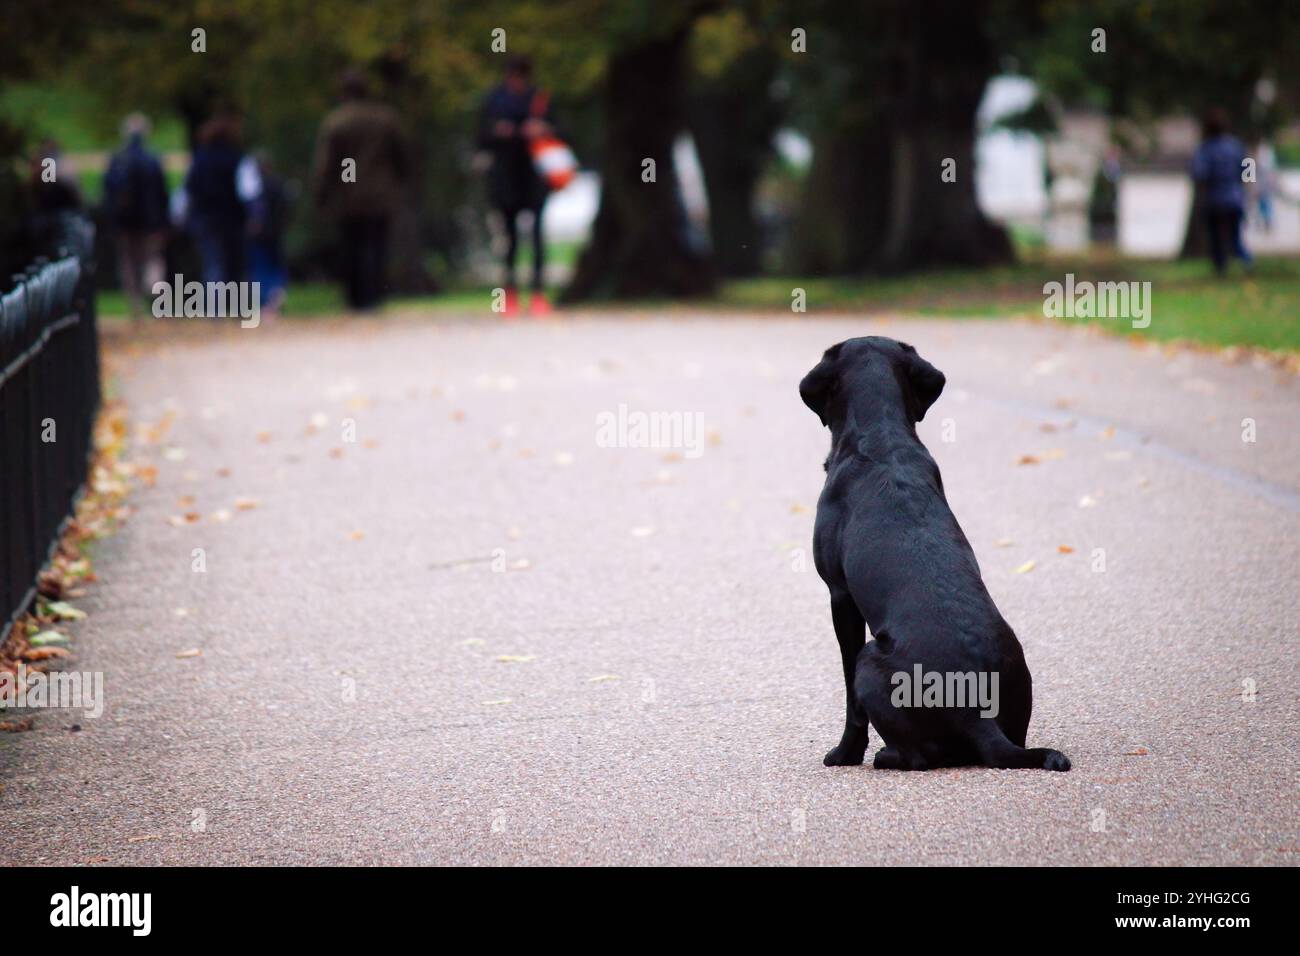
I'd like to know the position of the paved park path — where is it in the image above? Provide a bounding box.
[3,311,1297,865]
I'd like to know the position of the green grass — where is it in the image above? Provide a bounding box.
[97,257,1300,352]
[2,83,186,152]
[720,257,1300,351]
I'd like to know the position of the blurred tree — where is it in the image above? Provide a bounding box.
[0,2,100,275]
[787,0,1012,274]
[562,1,718,301]
[687,7,786,277]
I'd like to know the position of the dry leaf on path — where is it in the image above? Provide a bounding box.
[1014,560,1036,574]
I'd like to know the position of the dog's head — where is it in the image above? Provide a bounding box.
[799,336,945,428]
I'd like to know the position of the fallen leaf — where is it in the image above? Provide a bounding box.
[162,446,186,462]
[256,431,274,443]
[210,509,232,523]
[630,526,655,537]
[790,503,810,514]
[22,646,70,660]
[483,698,512,706]
[30,630,71,646]
[177,495,195,508]
[1057,545,1075,554]
[495,654,536,663]
[1099,426,1117,440]
[1014,560,1036,574]
[1078,495,1098,508]
[1123,747,1149,756]
[661,451,684,463]
[215,467,232,478]
[45,601,86,621]
[328,447,344,459]
[993,538,1014,548]
[127,834,161,843]
[348,530,366,541]
[587,674,621,683]
[233,497,258,511]
[509,558,531,570]
[183,511,202,524]
[451,410,466,422]
[1017,454,1040,466]
[175,648,202,659]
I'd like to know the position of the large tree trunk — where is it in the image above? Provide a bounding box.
[875,0,1011,271]
[688,47,783,277]
[789,120,893,275]
[563,28,715,302]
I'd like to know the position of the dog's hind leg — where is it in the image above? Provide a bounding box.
[823,592,871,766]
[972,723,1071,772]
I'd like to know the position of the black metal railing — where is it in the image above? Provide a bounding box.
[0,214,100,636]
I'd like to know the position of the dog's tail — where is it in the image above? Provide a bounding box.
[972,722,1071,772]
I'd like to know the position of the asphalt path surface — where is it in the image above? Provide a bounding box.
[3,312,1296,865]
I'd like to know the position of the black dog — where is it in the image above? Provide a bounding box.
[800,336,1070,771]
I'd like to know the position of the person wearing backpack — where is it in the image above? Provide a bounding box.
[1191,108,1254,276]
[103,114,170,317]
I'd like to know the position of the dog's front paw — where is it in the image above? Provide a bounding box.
[823,745,866,767]
[1042,749,1071,772]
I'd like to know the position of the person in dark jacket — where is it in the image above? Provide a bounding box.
[310,69,411,311]
[185,112,247,286]
[478,55,559,315]
[103,116,168,316]
[1191,108,1253,275]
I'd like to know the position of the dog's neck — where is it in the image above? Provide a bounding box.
[826,398,918,470]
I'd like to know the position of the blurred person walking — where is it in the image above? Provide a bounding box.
[311,69,410,311]
[478,55,562,316]
[240,150,290,314]
[102,115,168,316]
[185,112,248,286]
[1191,108,1253,275]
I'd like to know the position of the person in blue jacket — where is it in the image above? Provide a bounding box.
[1191,108,1253,276]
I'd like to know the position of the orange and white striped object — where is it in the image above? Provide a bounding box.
[530,136,577,191]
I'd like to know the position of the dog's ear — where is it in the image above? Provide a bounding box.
[899,342,945,422]
[800,344,842,426]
